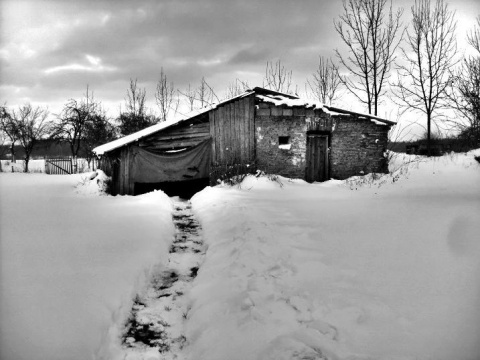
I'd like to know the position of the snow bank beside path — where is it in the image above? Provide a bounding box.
[0,173,174,360]
[189,151,480,360]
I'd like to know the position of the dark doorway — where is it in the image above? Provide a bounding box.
[306,134,329,182]
[134,178,210,198]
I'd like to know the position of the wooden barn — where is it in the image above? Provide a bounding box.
[94,87,394,196]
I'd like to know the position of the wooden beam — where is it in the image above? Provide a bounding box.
[209,111,216,164]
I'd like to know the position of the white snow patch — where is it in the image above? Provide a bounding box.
[186,150,480,360]
[75,170,111,196]
[0,173,174,360]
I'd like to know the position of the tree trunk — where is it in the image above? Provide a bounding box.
[427,112,431,157]
[10,143,15,163]
[24,157,29,173]
[73,156,78,174]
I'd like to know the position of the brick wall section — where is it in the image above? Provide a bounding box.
[255,103,308,179]
[254,102,390,180]
[330,115,390,179]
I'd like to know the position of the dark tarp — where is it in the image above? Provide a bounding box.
[130,139,211,183]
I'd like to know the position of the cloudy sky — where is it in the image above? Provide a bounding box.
[0,0,479,123]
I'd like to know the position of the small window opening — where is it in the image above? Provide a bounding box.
[278,136,290,145]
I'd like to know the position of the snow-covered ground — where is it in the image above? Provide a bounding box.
[187,151,480,360]
[0,158,92,173]
[0,172,174,360]
[1,151,479,360]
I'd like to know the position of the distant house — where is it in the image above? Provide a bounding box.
[94,87,394,196]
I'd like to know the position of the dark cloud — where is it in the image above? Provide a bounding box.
[0,0,478,118]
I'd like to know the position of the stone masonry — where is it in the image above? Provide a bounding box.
[254,101,390,180]
[330,116,390,179]
[255,103,309,179]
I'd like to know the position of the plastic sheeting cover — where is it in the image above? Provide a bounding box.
[130,139,211,183]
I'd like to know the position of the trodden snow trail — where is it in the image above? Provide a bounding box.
[121,198,206,360]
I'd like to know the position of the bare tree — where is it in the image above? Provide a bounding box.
[0,104,18,162]
[197,77,218,107]
[53,86,99,173]
[393,0,458,155]
[225,79,250,99]
[178,78,219,114]
[180,83,197,112]
[118,79,156,136]
[263,59,293,94]
[12,104,50,172]
[125,78,147,117]
[468,15,480,53]
[0,130,6,160]
[155,68,177,122]
[334,0,403,115]
[83,108,117,167]
[446,15,480,145]
[307,56,342,105]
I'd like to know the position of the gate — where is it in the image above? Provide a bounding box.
[45,158,73,175]
[305,134,329,182]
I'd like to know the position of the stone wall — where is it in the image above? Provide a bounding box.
[254,102,391,181]
[330,115,390,179]
[255,103,309,179]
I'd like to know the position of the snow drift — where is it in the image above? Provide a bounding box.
[188,150,480,360]
[0,173,174,360]
[1,151,479,360]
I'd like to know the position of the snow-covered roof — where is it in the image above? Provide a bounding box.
[253,87,395,126]
[93,90,254,155]
[94,87,394,155]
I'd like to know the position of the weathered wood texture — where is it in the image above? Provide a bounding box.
[103,116,211,195]
[209,95,255,165]
[138,117,210,151]
[45,158,73,175]
[305,135,329,182]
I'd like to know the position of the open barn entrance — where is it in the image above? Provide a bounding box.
[134,178,210,199]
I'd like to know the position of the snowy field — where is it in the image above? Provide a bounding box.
[188,151,480,360]
[0,172,174,360]
[0,159,92,173]
[1,151,480,360]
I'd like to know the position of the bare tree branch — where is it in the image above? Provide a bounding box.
[179,83,197,112]
[392,0,458,154]
[0,104,18,162]
[118,79,156,136]
[155,68,176,122]
[225,79,250,99]
[12,104,50,172]
[263,59,293,94]
[52,86,99,171]
[445,16,480,145]
[335,0,404,115]
[307,57,342,105]
[125,78,146,117]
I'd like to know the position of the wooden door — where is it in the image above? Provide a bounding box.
[306,135,329,182]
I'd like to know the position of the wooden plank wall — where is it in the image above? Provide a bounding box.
[115,116,211,195]
[139,119,210,151]
[209,94,255,165]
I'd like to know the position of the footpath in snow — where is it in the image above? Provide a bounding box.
[1,151,479,360]
[118,199,207,360]
[184,151,480,360]
[0,172,174,360]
